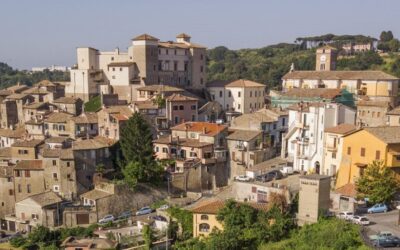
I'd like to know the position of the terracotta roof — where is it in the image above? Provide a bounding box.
[137,85,184,92]
[45,136,71,144]
[226,79,265,88]
[206,80,230,88]
[357,100,391,107]
[231,109,284,129]
[101,105,133,117]
[324,124,357,135]
[35,80,56,87]
[12,139,43,148]
[0,89,12,96]
[108,62,136,67]
[226,130,261,141]
[22,87,49,95]
[45,112,74,123]
[15,160,43,170]
[53,96,82,104]
[153,136,213,148]
[282,70,398,80]
[72,137,115,150]
[191,199,269,214]
[6,93,31,100]
[171,122,227,137]
[158,42,190,49]
[0,127,26,138]
[280,88,342,99]
[132,34,159,41]
[42,148,61,158]
[110,113,130,121]
[71,113,98,124]
[81,189,113,200]
[133,101,158,110]
[387,106,400,115]
[166,93,198,102]
[23,191,62,207]
[6,84,29,93]
[336,183,357,198]
[363,126,400,144]
[176,33,191,38]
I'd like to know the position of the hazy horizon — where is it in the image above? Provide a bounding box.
[1,0,399,70]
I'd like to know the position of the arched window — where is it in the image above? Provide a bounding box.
[201,214,209,220]
[199,223,210,232]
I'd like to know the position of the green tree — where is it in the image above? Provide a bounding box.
[389,39,400,52]
[120,112,155,166]
[121,161,140,189]
[356,161,399,204]
[380,30,394,42]
[143,224,154,250]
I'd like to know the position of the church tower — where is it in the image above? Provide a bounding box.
[315,45,337,71]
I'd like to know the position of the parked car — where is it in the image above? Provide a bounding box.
[373,236,400,247]
[280,166,294,175]
[256,171,283,182]
[368,203,388,213]
[117,211,132,220]
[234,175,252,182]
[369,231,394,241]
[136,206,153,216]
[159,204,169,211]
[352,216,370,225]
[98,214,115,224]
[337,211,354,220]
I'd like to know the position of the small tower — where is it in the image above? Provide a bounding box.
[131,34,159,84]
[315,45,337,71]
[176,33,191,43]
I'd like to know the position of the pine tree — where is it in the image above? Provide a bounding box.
[120,112,155,166]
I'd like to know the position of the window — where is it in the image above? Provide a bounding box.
[166,49,169,55]
[189,152,197,157]
[66,162,71,167]
[52,160,57,166]
[191,105,196,110]
[200,54,204,60]
[179,105,184,110]
[273,124,277,130]
[184,62,188,71]
[201,215,209,220]
[377,112,381,117]
[282,118,286,126]
[238,91,241,97]
[112,67,115,71]
[18,150,28,155]
[25,170,30,177]
[162,148,168,153]
[120,67,123,72]
[174,61,178,71]
[15,170,21,177]
[219,91,223,98]
[332,152,336,159]
[53,185,60,192]
[174,116,179,124]
[158,61,162,71]
[360,148,365,157]
[27,184,31,193]
[173,106,178,111]
[155,147,159,152]
[347,147,351,155]
[250,91,252,97]
[53,173,58,179]
[9,189,13,196]
[18,184,21,193]
[111,57,114,61]
[376,150,381,160]
[228,91,231,97]
[238,104,241,109]
[199,223,210,232]
[174,49,177,55]
[32,214,39,220]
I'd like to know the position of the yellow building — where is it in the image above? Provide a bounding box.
[191,199,269,237]
[336,126,400,188]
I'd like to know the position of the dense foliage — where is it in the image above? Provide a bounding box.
[84,95,102,112]
[10,225,97,250]
[119,112,163,188]
[260,218,368,250]
[356,161,399,204]
[0,62,69,89]
[167,206,193,240]
[296,33,377,43]
[175,200,295,250]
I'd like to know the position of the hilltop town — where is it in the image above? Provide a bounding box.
[0,32,400,249]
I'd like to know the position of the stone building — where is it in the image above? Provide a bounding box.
[13,160,46,202]
[297,174,331,226]
[53,97,83,115]
[97,106,133,140]
[356,100,392,127]
[0,166,15,219]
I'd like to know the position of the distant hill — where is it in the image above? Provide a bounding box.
[0,62,70,89]
[207,41,400,90]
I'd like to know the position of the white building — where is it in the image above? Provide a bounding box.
[282,102,356,173]
[66,33,206,102]
[31,65,70,72]
[207,79,265,116]
[322,124,357,176]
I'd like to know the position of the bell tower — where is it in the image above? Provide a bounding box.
[316,46,337,71]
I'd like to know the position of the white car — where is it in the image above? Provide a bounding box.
[337,211,354,220]
[234,175,252,182]
[280,166,294,175]
[352,216,370,225]
[98,214,114,224]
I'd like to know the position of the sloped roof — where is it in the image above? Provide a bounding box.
[45,112,74,123]
[71,113,98,124]
[226,130,261,141]
[206,80,230,88]
[282,70,398,80]
[6,93,31,100]
[191,199,269,214]
[15,160,43,170]
[0,127,26,138]
[166,93,198,102]
[12,139,43,148]
[133,101,158,110]
[53,96,82,104]
[72,137,115,150]
[336,183,357,198]
[172,122,227,136]
[324,124,357,135]
[42,148,61,158]
[387,106,400,115]
[153,136,213,148]
[226,79,265,88]
[137,85,184,92]
[280,88,342,99]
[176,33,191,38]
[81,189,113,200]
[132,34,159,41]
[363,126,400,144]
[23,191,62,207]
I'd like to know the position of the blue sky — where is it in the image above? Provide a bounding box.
[1,0,399,69]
